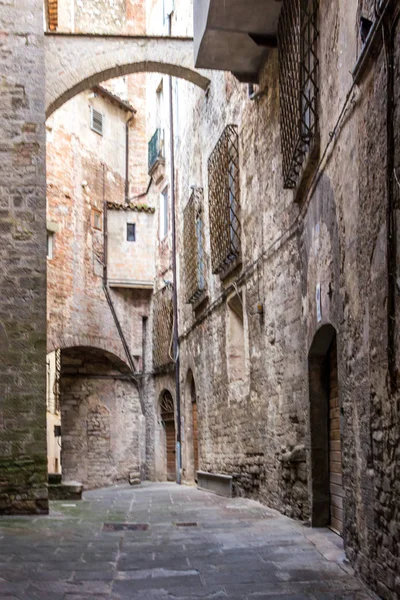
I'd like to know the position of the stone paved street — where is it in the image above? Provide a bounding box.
[0,483,375,600]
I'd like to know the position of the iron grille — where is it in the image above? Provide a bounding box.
[153,286,173,369]
[279,0,319,189]
[47,0,58,31]
[183,188,206,304]
[208,125,241,275]
[54,348,61,413]
[148,128,165,173]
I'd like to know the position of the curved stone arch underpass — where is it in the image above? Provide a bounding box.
[45,33,211,117]
[52,340,145,413]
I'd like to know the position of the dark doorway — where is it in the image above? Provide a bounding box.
[160,391,176,481]
[308,325,344,535]
[191,379,199,480]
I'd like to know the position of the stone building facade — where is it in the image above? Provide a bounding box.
[1,0,400,598]
[146,0,400,597]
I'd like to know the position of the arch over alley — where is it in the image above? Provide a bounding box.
[44,33,211,117]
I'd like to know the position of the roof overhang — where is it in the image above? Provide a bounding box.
[194,0,283,82]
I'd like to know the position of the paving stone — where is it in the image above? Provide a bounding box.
[0,483,374,600]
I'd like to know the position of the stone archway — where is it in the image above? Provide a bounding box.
[59,345,145,489]
[308,324,344,534]
[45,33,210,117]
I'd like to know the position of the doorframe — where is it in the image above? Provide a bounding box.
[308,323,339,527]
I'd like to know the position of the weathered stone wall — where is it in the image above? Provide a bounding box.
[162,0,400,596]
[0,0,48,514]
[60,350,145,488]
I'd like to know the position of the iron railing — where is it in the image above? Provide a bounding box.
[152,285,174,369]
[148,128,164,173]
[208,125,241,275]
[279,0,319,189]
[183,188,206,304]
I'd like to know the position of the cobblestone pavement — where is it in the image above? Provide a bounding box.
[0,483,375,600]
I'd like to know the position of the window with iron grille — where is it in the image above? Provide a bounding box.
[90,107,104,136]
[208,125,241,275]
[152,286,174,369]
[183,188,206,304]
[278,0,319,190]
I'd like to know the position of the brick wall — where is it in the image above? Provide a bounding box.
[60,350,145,488]
[0,0,48,514]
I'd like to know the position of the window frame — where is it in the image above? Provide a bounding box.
[90,106,104,136]
[91,208,102,231]
[127,223,136,242]
[160,188,169,240]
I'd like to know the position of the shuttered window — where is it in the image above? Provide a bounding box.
[90,108,104,136]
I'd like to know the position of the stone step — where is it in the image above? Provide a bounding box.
[48,481,83,501]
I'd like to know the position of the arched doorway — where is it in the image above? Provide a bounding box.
[308,325,344,535]
[191,378,199,481]
[160,391,176,481]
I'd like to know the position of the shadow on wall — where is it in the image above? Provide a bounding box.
[58,346,144,489]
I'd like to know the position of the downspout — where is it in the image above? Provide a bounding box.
[101,164,144,412]
[125,112,134,204]
[168,12,182,485]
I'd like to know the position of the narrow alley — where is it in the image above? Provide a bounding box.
[0,484,373,600]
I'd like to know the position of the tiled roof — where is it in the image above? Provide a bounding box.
[93,86,137,114]
[107,202,155,214]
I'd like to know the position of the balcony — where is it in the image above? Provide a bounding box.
[148,128,165,175]
[194,0,283,82]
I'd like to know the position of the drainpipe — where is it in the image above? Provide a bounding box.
[125,112,134,204]
[168,12,182,485]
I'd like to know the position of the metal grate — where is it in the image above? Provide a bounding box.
[153,286,174,369]
[208,125,241,275]
[54,348,61,414]
[278,0,319,189]
[103,523,149,531]
[183,188,206,304]
[91,108,104,136]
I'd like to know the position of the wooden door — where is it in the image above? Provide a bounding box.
[165,418,176,481]
[329,339,344,535]
[192,401,199,479]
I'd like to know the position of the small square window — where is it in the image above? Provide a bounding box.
[127,223,136,242]
[92,208,102,231]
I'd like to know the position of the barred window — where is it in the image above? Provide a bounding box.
[152,286,174,369]
[279,0,319,190]
[183,188,206,304]
[208,125,241,275]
